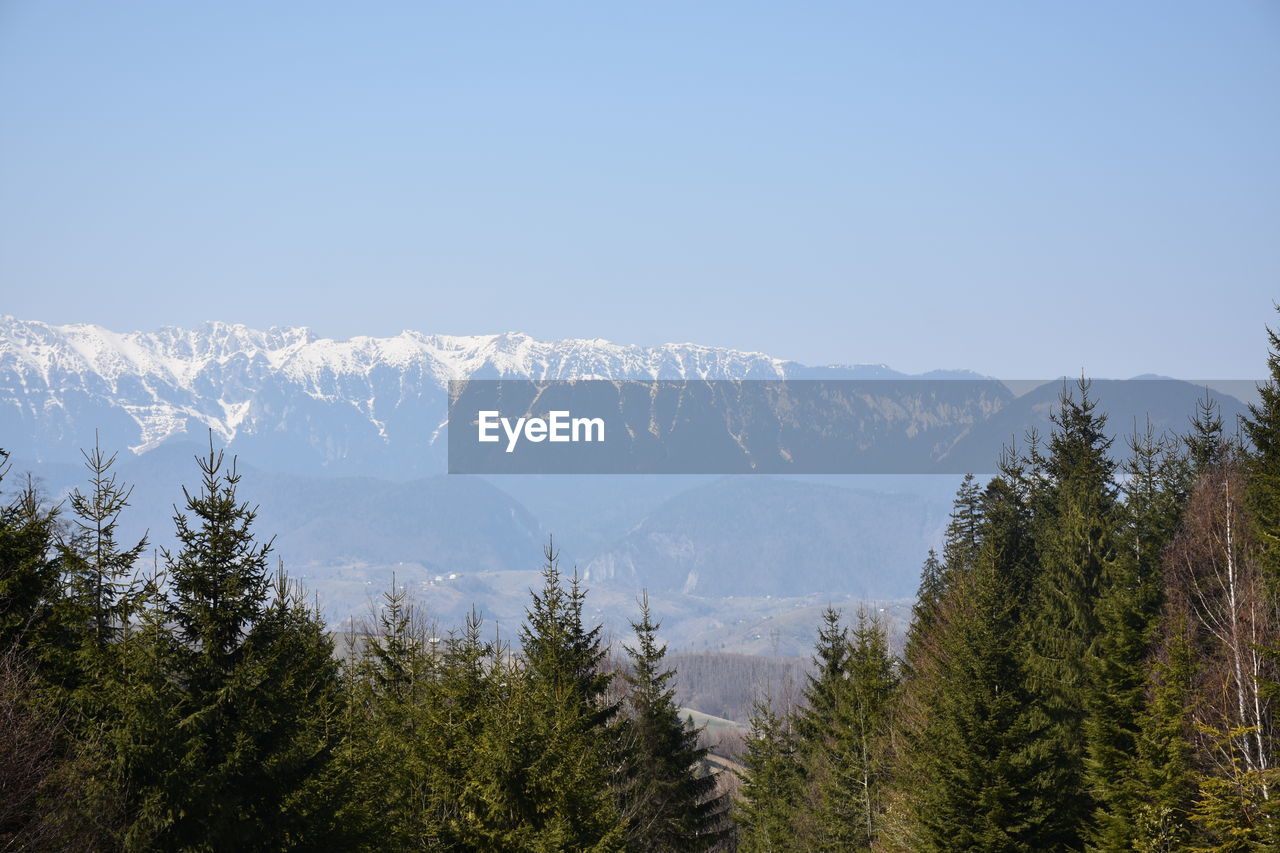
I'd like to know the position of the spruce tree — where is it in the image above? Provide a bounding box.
[619,592,725,852]
[53,438,151,734]
[1187,389,1229,476]
[810,609,896,852]
[58,437,149,656]
[793,606,850,757]
[1020,379,1118,848]
[1084,423,1184,849]
[494,539,625,851]
[1244,312,1280,612]
[1132,615,1198,851]
[0,456,63,665]
[904,549,944,670]
[123,443,346,851]
[424,608,501,849]
[236,571,351,849]
[343,578,439,848]
[520,540,615,726]
[906,472,1038,851]
[787,606,896,850]
[942,472,984,574]
[736,701,803,853]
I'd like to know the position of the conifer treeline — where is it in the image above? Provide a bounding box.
[0,446,728,850]
[735,319,1280,851]
[6,318,1280,851]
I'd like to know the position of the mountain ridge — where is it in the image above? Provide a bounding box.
[0,316,975,472]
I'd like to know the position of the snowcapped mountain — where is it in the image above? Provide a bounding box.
[3,317,1254,624]
[0,316,917,474]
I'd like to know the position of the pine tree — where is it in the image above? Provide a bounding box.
[236,571,351,849]
[810,609,896,852]
[166,445,271,688]
[58,437,149,657]
[122,443,346,851]
[1020,379,1119,848]
[942,472,984,574]
[51,437,151,739]
[520,540,616,726]
[903,549,944,673]
[1085,422,1184,849]
[793,606,850,756]
[111,573,184,851]
[424,608,501,849]
[492,539,625,851]
[736,701,803,853]
[0,456,63,664]
[904,471,1038,852]
[1243,311,1280,600]
[1132,615,1199,852]
[619,591,725,852]
[1187,389,1228,476]
[342,578,439,848]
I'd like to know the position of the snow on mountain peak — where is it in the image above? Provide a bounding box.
[0,318,831,457]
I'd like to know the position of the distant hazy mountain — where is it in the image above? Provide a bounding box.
[0,317,1257,650]
[583,478,943,599]
[0,316,969,477]
[939,378,1251,470]
[2,317,1249,480]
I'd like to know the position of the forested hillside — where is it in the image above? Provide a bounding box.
[734,318,1280,851]
[3,317,1280,851]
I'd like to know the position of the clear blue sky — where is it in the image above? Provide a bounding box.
[1,1,1277,377]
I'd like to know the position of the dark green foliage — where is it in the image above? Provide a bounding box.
[902,549,943,676]
[905,548,942,645]
[904,472,1039,852]
[782,607,896,850]
[1020,379,1119,847]
[118,444,346,851]
[619,592,726,852]
[1084,423,1186,849]
[420,609,502,849]
[903,474,988,679]
[811,610,896,852]
[736,702,802,853]
[942,472,984,574]
[51,439,153,744]
[1245,312,1280,600]
[1132,616,1199,851]
[1187,389,1229,476]
[334,581,431,848]
[492,540,625,851]
[165,445,272,689]
[58,438,149,657]
[311,541,734,852]
[0,456,63,665]
[793,607,850,754]
[16,315,1280,851]
[520,540,615,722]
[734,325,1280,849]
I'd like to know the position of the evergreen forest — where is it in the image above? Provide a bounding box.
[6,318,1280,852]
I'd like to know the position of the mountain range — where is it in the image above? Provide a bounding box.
[0,317,1255,653]
[3,316,966,476]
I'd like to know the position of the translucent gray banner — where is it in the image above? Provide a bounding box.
[446,379,1257,475]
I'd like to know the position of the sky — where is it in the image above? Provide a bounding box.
[1,1,1277,378]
